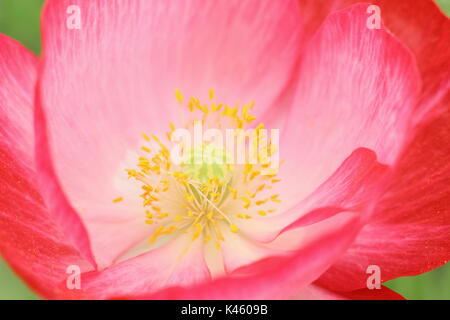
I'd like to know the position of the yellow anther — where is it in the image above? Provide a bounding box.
[149,226,165,243]
[242,104,249,118]
[163,225,178,234]
[192,231,200,241]
[188,99,195,112]
[241,196,251,209]
[141,133,151,141]
[211,103,222,112]
[228,186,238,199]
[222,105,238,118]
[255,123,265,131]
[185,193,194,203]
[250,171,260,180]
[245,115,256,123]
[271,194,281,203]
[196,103,209,114]
[175,89,184,104]
[244,164,253,174]
[255,199,268,205]
[112,197,123,203]
[127,90,283,247]
[125,169,138,178]
[229,224,239,233]
[152,134,169,151]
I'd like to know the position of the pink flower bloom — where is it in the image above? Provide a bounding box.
[0,0,449,299]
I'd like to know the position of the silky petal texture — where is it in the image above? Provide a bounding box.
[209,148,389,281]
[296,0,450,118]
[335,286,405,300]
[309,1,450,292]
[0,34,93,299]
[235,148,389,243]
[120,211,362,299]
[219,227,288,274]
[275,3,420,209]
[363,0,450,118]
[75,234,211,299]
[317,95,450,291]
[22,0,446,300]
[72,148,377,299]
[289,284,404,300]
[37,0,303,268]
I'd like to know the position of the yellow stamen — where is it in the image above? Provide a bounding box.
[112,197,123,203]
[121,89,283,248]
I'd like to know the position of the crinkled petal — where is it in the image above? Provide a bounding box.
[296,0,450,118]
[318,96,450,291]
[0,34,94,299]
[79,234,211,299]
[235,148,389,243]
[289,283,404,300]
[277,3,420,207]
[120,211,361,299]
[37,0,303,268]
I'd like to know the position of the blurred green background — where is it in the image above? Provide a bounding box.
[0,0,449,300]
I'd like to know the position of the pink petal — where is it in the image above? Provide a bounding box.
[296,0,449,120]
[318,95,450,291]
[277,3,420,207]
[120,212,362,299]
[235,148,389,243]
[218,227,287,274]
[79,234,211,299]
[290,0,450,295]
[367,0,450,118]
[335,286,405,300]
[37,0,303,268]
[0,34,93,298]
[289,284,404,300]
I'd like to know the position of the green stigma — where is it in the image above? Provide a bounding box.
[181,143,232,183]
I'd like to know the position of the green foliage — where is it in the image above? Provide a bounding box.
[386,264,450,300]
[0,260,38,299]
[0,0,44,54]
[437,0,450,16]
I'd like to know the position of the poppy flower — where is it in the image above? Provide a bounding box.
[0,0,449,299]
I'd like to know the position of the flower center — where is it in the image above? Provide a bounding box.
[115,89,281,249]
